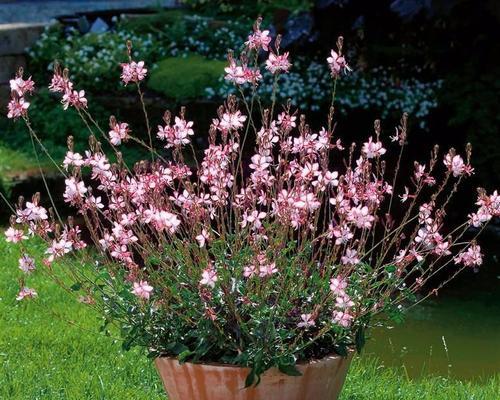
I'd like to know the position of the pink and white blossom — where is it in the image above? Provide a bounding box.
[297,313,316,329]
[327,50,351,77]
[265,52,291,74]
[200,266,218,288]
[121,61,147,85]
[5,227,27,243]
[454,244,483,268]
[109,122,130,145]
[16,287,37,301]
[341,249,360,266]
[132,280,153,300]
[333,310,354,327]
[7,98,30,119]
[245,29,271,51]
[362,137,386,159]
[18,254,35,273]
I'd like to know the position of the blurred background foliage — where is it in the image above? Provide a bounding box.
[0,0,498,190]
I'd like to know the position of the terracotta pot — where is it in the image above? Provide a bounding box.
[155,352,353,400]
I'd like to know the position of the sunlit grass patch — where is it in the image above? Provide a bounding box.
[0,235,498,399]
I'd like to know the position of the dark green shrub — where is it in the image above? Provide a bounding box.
[147,55,226,100]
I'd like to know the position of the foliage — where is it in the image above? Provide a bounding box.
[27,25,158,93]
[207,63,442,129]
[26,12,440,128]
[5,19,496,385]
[439,68,500,190]
[0,90,104,160]
[2,236,498,399]
[179,0,313,15]
[147,55,226,100]
[0,89,150,170]
[28,13,250,94]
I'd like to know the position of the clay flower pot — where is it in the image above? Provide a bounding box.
[155,352,353,400]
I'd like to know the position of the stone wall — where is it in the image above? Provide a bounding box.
[0,23,47,107]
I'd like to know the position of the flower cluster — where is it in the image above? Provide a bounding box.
[326,38,351,77]
[7,70,34,119]
[49,64,87,110]
[5,20,497,382]
[120,60,148,85]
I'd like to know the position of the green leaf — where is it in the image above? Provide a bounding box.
[278,363,302,376]
[334,344,348,357]
[166,342,189,355]
[385,264,396,273]
[70,282,82,291]
[178,350,195,363]
[147,349,160,359]
[244,369,256,388]
[147,256,161,266]
[121,337,135,351]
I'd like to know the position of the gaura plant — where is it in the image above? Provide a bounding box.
[3,18,498,384]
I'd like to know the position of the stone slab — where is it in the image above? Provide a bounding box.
[0,83,10,109]
[0,54,26,84]
[0,23,47,56]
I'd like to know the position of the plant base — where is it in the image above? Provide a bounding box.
[155,353,353,400]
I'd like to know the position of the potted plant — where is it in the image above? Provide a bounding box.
[3,18,498,400]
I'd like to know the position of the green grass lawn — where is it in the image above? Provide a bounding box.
[0,235,498,399]
[0,145,54,195]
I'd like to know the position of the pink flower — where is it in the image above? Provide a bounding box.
[49,73,70,93]
[16,287,37,301]
[454,244,483,268]
[63,151,84,170]
[330,277,348,295]
[219,111,247,131]
[245,29,271,51]
[200,266,218,288]
[362,137,386,159]
[259,261,278,277]
[277,112,297,130]
[330,225,353,245]
[45,238,72,263]
[109,122,130,145]
[241,210,267,230]
[64,177,87,204]
[224,61,245,84]
[335,293,355,309]
[333,310,354,327]
[132,280,153,300]
[146,209,181,233]
[327,50,351,77]
[265,52,291,74]
[7,98,30,119]
[297,313,316,329]
[121,61,147,85]
[62,89,87,110]
[341,249,359,266]
[5,227,27,243]
[10,76,35,96]
[348,205,375,229]
[196,229,210,248]
[243,264,258,278]
[18,254,35,273]
[157,117,194,148]
[443,152,473,177]
[16,201,48,222]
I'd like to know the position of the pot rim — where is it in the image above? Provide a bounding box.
[156,350,354,370]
